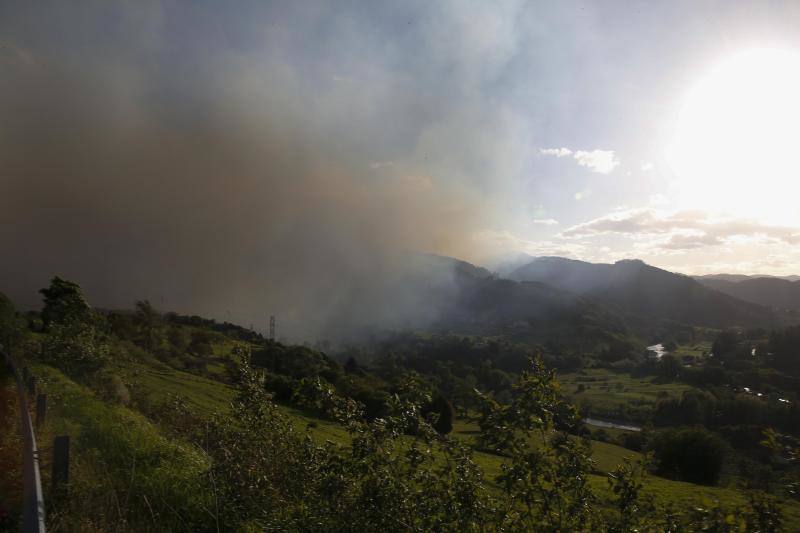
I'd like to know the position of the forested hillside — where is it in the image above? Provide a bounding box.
[509,257,786,330]
[697,276,800,312]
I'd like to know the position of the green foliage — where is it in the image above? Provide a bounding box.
[713,328,749,361]
[654,389,717,426]
[31,364,212,531]
[36,277,110,377]
[476,357,597,530]
[650,427,728,485]
[606,459,657,532]
[18,296,800,530]
[428,394,455,435]
[40,321,110,376]
[769,325,800,375]
[134,300,164,353]
[39,276,92,328]
[657,353,682,380]
[197,348,492,530]
[0,291,22,348]
[26,334,799,530]
[94,371,132,405]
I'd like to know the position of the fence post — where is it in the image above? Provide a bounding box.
[53,435,70,496]
[36,394,47,428]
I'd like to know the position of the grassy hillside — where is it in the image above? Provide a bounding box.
[3,334,795,530]
[112,356,800,527]
[4,278,798,530]
[24,362,213,531]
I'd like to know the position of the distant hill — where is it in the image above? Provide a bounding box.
[694,273,800,282]
[409,254,633,351]
[508,257,783,329]
[696,276,800,311]
[486,251,537,276]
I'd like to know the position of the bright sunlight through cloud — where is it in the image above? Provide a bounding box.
[668,48,800,226]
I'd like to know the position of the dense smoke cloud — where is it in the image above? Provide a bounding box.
[0,1,531,340]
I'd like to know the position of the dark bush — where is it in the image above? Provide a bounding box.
[650,427,727,485]
[618,431,646,452]
[264,373,295,402]
[428,395,455,435]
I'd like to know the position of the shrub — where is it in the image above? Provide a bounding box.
[618,430,646,452]
[650,427,727,485]
[95,372,131,405]
[40,322,110,376]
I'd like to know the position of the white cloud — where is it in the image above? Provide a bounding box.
[560,208,800,250]
[648,194,669,206]
[539,147,572,157]
[532,218,559,225]
[573,150,619,174]
[677,255,799,276]
[539,147,619,174]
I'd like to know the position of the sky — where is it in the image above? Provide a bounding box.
[2,1,800,338]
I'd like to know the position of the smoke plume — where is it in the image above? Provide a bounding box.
[0,1,529,340]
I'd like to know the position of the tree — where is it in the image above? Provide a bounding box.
[768,325,800,375]
[39,277,108,375]
[712,329,741,361]
[657,353,682,380]
[39,276,92,327]
[167,326,191,352]
[428,395,455,435]
[0,291,21,348]
[650,427,727,485]
[134,300,163,352]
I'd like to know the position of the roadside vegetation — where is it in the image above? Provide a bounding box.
[1,277,799,530]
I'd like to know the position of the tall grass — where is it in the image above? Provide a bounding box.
[31,364,215,532]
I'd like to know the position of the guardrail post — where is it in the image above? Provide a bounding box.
[53,435,70,496]
[22,366,29,383]
[27,375,36,397]
[36,393,47,428]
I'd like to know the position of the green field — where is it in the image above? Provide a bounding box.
[559,368,692,423]
[671,341,712,360]
[124,362,645,474]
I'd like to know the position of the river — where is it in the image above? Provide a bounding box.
[584,417,642,432]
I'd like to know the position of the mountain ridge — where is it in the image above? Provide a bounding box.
[506,256,785,330]
[696,276,800,311]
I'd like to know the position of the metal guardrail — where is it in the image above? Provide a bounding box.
[1,344,46,533]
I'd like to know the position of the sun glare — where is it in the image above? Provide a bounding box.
[668,48,800,225]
